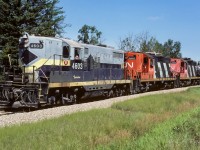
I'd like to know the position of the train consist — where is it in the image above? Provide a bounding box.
[0,33,200,109]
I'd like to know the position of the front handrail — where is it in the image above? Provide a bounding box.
[53,54,62,74]
[34,66,49,82]
[42,56,52,67]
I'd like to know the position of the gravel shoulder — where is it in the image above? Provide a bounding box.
[0,86,198,128]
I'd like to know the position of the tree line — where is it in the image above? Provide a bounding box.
[118,32,182,58]
[0,1,182,61]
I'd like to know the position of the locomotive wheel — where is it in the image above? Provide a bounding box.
[115,89,119,97]
[61,93,77,105]
[61,95,66,105]
[2,89,10,101]
[72,94,77,104]
[119,89,123,96]
[108,90,114,98]
[21,90,39,108]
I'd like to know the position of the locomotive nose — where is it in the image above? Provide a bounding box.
[19,33,38,65]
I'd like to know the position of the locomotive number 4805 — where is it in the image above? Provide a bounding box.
[72,62,83,70]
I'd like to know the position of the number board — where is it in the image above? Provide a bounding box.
[30,43,43,49]
[71,60,83,70]
[72,62,83,70]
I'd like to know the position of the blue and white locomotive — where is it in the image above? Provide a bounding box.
[0,33,129,108]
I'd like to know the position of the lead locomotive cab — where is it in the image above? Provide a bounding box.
[61,39,84,72]
[19,33,84,83]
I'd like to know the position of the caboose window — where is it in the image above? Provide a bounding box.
[63,46,69,58]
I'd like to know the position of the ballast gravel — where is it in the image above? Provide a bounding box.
[0,86,198,127]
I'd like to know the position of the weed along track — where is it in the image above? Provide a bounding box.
[0,86,198,128]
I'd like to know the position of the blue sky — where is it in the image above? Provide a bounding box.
[58,0,200,61]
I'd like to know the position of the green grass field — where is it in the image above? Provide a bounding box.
[0,88,200,150]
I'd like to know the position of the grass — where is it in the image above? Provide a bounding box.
[111,107,200,150]
[0,88,200,150]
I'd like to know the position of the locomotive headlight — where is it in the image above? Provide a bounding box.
[22,38,29,48]
[19,33,29,49]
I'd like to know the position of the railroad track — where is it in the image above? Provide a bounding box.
[0,95,105,114]
[0,107,35,116]
[0,86,200,128]
[0,111,15,116]
[0,86,198,128]
[0,85,199,117]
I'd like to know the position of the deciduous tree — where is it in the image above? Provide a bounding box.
[119,32,182,58]
[162,39,182,58]
[118,33,136,51]
[77,25,102,45]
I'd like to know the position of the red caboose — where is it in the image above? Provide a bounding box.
[124,52,154,80]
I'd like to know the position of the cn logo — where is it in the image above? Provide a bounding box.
[125,62,134,68]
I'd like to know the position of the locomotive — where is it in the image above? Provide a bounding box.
[0,33,200,109]
[0,33,128,108]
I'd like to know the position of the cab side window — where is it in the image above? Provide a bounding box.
[143,57,148,64]
[63,46,69,58]
[74,48,80,59]
[150,59,154,68]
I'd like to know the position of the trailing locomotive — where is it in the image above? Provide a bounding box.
[170,58,200,87]
[0,33,200,109]
[124,51,174,92]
